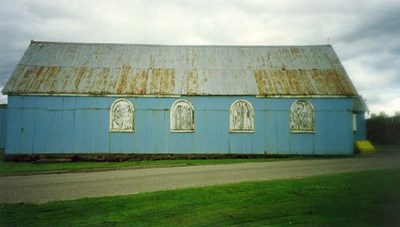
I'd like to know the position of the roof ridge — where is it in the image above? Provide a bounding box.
[30,40,331,48]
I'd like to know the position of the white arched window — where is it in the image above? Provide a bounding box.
[170,99,194,132]
[110,99,135,132]
[290,100,315,133]
[230,100,254,132]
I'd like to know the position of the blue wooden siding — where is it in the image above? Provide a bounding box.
[0,105,7,148]
[354,113,366,141]
[5,96,356,155]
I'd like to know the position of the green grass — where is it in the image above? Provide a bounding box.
[1,168,399,226]
[0,158,285,174]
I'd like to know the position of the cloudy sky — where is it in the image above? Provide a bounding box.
[1,0,399,116]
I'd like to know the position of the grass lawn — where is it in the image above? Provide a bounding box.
[1,168,399,226]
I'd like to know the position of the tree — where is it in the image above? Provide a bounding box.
[366,116,400,145]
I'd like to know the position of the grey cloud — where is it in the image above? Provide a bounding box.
[338,4,400,59]
[341,6,400,43]
[333,2,400,113]
[24,1,79,20]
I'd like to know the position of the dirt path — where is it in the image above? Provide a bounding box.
[1,150,399,204]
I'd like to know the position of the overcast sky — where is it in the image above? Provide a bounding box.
[1,0,399,116]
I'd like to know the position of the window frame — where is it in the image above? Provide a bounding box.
[229,99,254,133]
[109,99,135,133]
[289,100,315,133]
[170,99,195,133]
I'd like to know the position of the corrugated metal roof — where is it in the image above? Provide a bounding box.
[2,41,359,96]
[353,96,369,112]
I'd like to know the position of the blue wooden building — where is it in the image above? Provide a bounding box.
[1,41,367,156]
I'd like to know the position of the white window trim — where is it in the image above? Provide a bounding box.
[229,99,255,133]
[109,99,135,132]
[170,99,195,133]
[289,100,315,133]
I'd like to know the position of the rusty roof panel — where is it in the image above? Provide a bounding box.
[2,42,359,96]
[131,69,149,95]
[185,70,199,95]
[253,68,356,96]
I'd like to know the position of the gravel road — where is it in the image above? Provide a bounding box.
[1,150,399,204]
